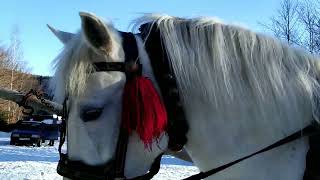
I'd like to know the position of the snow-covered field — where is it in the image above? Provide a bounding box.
[0,132,199,180]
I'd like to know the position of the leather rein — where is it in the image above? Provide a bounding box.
[56,30,320,180]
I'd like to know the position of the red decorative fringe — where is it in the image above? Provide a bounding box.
[122,76,167,148]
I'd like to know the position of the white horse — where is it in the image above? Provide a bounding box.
[49,12,320,180]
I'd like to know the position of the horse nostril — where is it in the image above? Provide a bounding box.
[80,108,103,122]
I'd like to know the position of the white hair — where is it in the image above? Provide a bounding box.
[52,14,320,125]
[50,20,124,104]
[50,33,95,103]
[133,15,320,125]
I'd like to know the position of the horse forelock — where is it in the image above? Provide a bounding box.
[50,24,124,104]
[50,32,95,103]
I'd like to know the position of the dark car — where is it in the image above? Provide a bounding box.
[10,121,43,147]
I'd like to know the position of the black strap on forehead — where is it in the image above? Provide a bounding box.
[93,32,142,77]
[121,32,139,62]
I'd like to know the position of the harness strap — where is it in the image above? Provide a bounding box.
[57,153,114,180]
[139,23,189,152]
[58,97,68,156]
[57,151,162,180]
[183,124,320,180]
[113,129,129,179]
[303,132,320,180]
[94,62,126,72]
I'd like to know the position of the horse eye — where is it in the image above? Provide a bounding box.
[80,108,103,122]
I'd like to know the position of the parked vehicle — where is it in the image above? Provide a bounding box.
[10,115,61,147]
[10,121,43,147]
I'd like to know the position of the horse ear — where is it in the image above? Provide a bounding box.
[79,12,112,55]
[47,24,75,44]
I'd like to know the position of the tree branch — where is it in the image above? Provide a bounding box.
[0,87,62,116]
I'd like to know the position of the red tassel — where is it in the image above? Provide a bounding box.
[122,76,167,148]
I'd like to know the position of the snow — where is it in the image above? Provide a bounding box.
[0,132,199,180]
[41,119,62,124]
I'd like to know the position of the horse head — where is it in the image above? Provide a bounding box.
[50,12,169,179]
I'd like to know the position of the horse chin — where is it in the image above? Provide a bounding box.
[124,132,168,178]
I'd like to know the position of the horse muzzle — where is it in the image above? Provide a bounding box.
[57,153,163,180]
[57,153,115,180]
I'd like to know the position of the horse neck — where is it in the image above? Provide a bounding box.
[136,25,312,179]
[183,90,312,179]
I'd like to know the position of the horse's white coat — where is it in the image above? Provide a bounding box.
[51,13,320,180]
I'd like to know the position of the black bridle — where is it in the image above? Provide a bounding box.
[56,27,320,180]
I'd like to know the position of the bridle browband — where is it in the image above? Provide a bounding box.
[56,26,320,180]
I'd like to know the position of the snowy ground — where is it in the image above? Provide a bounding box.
[0,132,199,180]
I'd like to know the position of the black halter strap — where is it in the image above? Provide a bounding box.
[140,23,189,152]
[93,32,142,77]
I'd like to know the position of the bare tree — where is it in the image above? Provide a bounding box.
[0,27,38,124]
[0,26,29,72]
[297,0,320,53]
[262,0,301,45]
[262,0,320,55]
[7,27,23,122]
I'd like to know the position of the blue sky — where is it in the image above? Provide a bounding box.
[1,0,280,76]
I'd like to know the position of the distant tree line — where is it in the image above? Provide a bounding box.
[264,0,320,54]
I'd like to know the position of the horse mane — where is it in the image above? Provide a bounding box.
[50,33,95,103]
[134,15,320,123]
[51,13,320,126]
